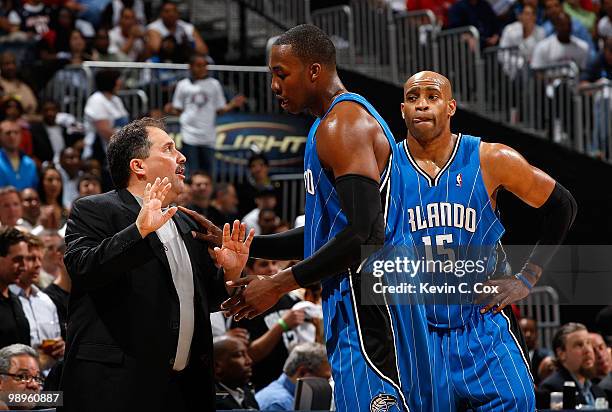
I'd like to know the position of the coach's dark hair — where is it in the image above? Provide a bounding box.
[0,226,26,257]
[95,69,121,93]
[107,117,165,189]
[552,322,588,355]
[273,24,336,67]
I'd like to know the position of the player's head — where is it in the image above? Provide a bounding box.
[401,71,456,142]
[552,322,594,377]
[269,24,336,115]
[107,117,186,205]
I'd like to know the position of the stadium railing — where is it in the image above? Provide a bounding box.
[394,10,438,81]
[271,173,306,224]
[518,286,561,352]
[574,80,612,162]
[310,6,356,67]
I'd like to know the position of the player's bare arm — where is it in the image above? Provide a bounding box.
[478,142,577,313]
[221,102,389,320]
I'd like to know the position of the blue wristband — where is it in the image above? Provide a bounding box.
[515,273,533,290]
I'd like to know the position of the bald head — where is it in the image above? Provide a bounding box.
[213,336,241,360]
[404,71,453,100]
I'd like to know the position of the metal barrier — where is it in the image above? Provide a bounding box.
[394,10,438,81]
[311,6,356,67]
[117,89,149,120]
[518,286,560,352]
[350,0,399,82]
[212,147,255,185]
[482,46,522,125]
[271,173,305,224]
[43,65,89,122]
[434,26,484,111]
[574,80,612,162]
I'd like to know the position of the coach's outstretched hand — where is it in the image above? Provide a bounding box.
[215,220,255,276]
[136,177,177,238]
[178,206,223,247]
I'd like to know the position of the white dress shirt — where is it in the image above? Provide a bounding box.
[9,284,61,348]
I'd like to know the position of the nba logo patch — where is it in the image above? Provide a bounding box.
[456,173,462,187]
[370,393,397,412]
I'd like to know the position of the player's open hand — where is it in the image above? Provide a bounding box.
[136,177,177,238]
[475,276,531,314]
[215,220,255,276]
[178,206,223,247]
[221,275,284,321]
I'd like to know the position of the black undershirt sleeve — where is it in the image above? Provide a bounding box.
[528,181,577,269]
[249,227,304,260]
[291,174,385,287]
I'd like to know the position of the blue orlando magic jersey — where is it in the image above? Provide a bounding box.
[303,93,435,412]
[396,134,506,329]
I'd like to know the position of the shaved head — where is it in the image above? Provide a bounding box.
[404,71,453,99]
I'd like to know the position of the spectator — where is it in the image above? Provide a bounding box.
[406,0,456,27]
[108,7,145,61]
[232,258,303,390]
[186,169,213,216]
[37,230,63,289]
[0,227,30,349]
[42,236,69,340]
[596,306,612,344]
[579,37,612,158]
[76,172,101,198]
[542,0,596,56]
[175,176,192,206]
[0,120,38,190]
[147,33,188,64]
[540,323,606,407]
[257,208,280,236]
[101,0,145,28]
[538,355,557,382]
[563,0,597,33]
[145,0,208,57]
[519,317,553,384]
[18,188,40,231]
[242,187,277,235]
[57,147,81,208]
[255,342,331,411]
[513,0,546,25]
[82,69,129,165]
[39,6,94,60]
[499,4,546,75]
[214,336,259,410]
[590,332,612,383]
[599,0,612,38]
[531,12,590,70]
[38,165,67,229]
[13,0,53,40]
[1,97,34,157]
[166,54,246,175]
[237,153,278,217]
[9,234,64,372]
[92,27,126,61]
[0,186,22,227]
[0,344,43,410]
[448,0,501,47]
[56,29,93,65]
[0,53,38,117]
[31,99,80,165]
[290,283,324,347]
[207,182,240,227]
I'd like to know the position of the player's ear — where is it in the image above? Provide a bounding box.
[448,99,457,117]
[400,103,405,119]
[310,63,322,82]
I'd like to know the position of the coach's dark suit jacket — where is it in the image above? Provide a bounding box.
[60,189,228,412]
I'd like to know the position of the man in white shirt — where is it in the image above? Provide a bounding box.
[531,11,590,69]
[9,234,64,372]
[242,187,277,236]
[166,54,246,175]
[146,1,208,56]
[56,147,81,209]
[108,7,145,62]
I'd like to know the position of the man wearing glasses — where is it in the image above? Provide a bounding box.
[0,343,43,410]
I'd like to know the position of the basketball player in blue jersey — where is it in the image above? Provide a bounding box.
[181,24,435,412]
[395,70,577,411]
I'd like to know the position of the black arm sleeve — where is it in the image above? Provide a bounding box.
[249,226,305,260]
[291,174,385,287]
[528,182,577,268]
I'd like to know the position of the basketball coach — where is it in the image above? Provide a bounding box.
[60,118,243,412]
